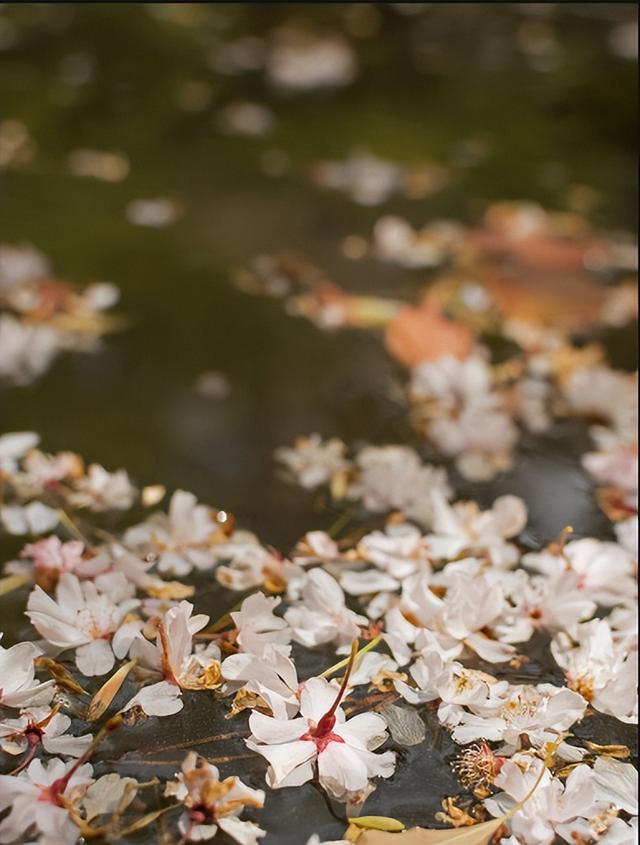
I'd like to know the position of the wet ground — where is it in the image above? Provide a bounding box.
[0,4,637,843]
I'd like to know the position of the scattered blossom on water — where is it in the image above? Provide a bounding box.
[165,752,266,844]
[0,757,93,844]
[246,675,395,799]
[26,572,140,676]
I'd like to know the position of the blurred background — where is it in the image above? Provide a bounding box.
[0,3,637,548]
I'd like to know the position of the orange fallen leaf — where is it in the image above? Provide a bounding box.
[464,202,602,273]
[384,301,474,368]
[480,267,606,333]
[87,659,137,721]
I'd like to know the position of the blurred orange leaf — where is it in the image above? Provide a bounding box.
[384,301,474,368]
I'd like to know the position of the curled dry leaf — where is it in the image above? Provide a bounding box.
[34,655,88,696]
[87,658,137,721]
[146,580,195,599]
[584,741,630,759]
[350,817,407,832]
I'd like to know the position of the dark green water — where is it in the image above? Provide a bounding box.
[0,5,637,842]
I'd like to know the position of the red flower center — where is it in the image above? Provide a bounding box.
[298,640,358,753]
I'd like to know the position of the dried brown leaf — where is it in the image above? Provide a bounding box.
[86,659,137,721]
[384,302,474,369]
[584,742,630,759]
[34,656,88,696]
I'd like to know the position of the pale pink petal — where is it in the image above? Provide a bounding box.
[218,816,266,845]
[246,738,316,787]
[300,677,340,723]
[75,640,115,676]
[334,713,388,751]
[248,711,307,744]
[464,632,515,663]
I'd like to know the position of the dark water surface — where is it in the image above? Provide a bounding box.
[0,4,637,843]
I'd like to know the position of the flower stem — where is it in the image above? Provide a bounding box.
[320,635,382,679]
[326,507,355,539]
[7,741,38,776]
[56,508,91,545]
[325,639,358,718]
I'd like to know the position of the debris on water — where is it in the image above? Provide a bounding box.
[0,119,35,169]
[67,149,130,182]
[265,27,357,91]
[312,150,449,206]
[125,198,181,228]
[217,100,275,137]
[194,370,231,400]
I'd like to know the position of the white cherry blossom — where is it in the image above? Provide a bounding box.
[445,681,587,749]
[347,444,451,527]
[0,313,59,386]
[26,572,140,676]
[215,535,302,592]
[0,706,92,758]
[124,489,220,576]
[0,500,59,536]
[125,601,220,716]
[592,756,638,816]
[564,366,637,438]
[275,434,350,490]
[357,522,431,581]
[0,636,54,708]
[426,490,527,568]
[524,538,637,607]
[410,352,519,480]
[0,431,39,474]
[485,754,603,845]
[493,568,596,644]
[67,464,136,512]
[246,675,395,800]
[285,568,366,652]
[582,428,637,496]
[222,644,300,719]
[231,592,291,658]
[387,569,515,664]
[4,535,87,588]
[0,757,93,845]
[291,531,341,566]
[552,619,637,723]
